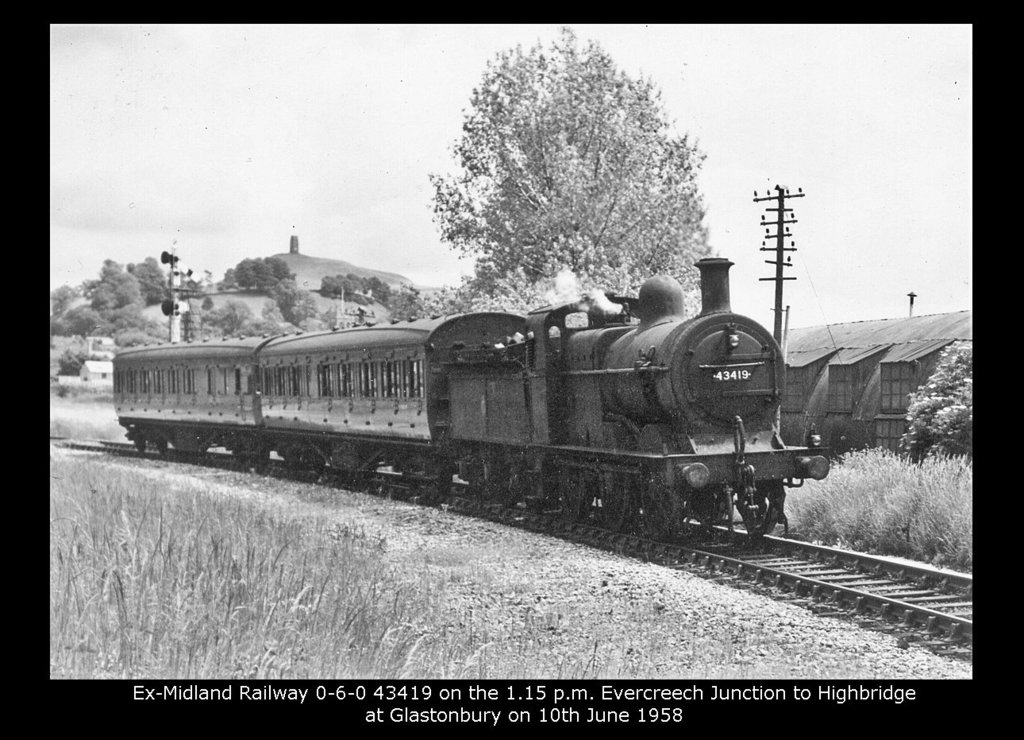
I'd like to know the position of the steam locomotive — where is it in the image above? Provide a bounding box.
[113,257,828,539]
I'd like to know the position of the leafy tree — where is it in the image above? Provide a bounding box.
[271,279,319,326]
[219,267,238,290]
[58,348,90,376]
[430,27,710,306]
[388,284,425,319]
[321,273,370,301]
[264,256,294,284]
[50,285,79,316]
[363,276,392,306]
[84,260,142,312]
[901,342,972,460]
[54,306,109,337]
[235,301,289,336]
[201,295,215,311]
[205,300,253,336]
[126,257,168,306]
[113,326,165,346]
[106,304,160,335]
[233,257,295,291]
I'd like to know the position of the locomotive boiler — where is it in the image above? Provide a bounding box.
[114,256,828,541]
[443,257,829,537]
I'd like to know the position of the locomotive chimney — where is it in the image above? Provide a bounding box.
[290,235,300,255]
[696,257,734,315]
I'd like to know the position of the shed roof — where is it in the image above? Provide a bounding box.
[880,338,957,364]
[786,311,971,355]
[828,345,892,367]
[82,360,113,373]
[786,346,838,369]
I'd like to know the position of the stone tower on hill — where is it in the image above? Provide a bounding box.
[290,235,299,255]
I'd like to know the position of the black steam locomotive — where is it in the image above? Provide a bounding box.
[113,257,828,539]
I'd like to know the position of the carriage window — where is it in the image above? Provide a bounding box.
[362,361,381,397]
[340,363,353,397]
[383,361,395,398]
[186,369,195,395]
[234,368,242,395]
[318,363,334,397]
[409,360,423,398]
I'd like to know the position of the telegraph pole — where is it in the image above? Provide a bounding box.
[754,185,804,344]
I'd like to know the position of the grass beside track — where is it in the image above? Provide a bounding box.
[785,448,972,572]
[49,455,464,679]
[50,389,123,441]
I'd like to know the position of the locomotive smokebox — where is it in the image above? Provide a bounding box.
[697,257,734,316]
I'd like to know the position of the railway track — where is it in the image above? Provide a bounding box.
[52,436,973,660]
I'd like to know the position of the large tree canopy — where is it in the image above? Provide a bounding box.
[127,256,168,306]
[430,28,711,306]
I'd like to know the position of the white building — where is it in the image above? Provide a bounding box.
[79,360,114,386]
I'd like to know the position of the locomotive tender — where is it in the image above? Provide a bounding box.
[113,257,828,538]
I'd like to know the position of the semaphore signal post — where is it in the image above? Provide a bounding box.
[754,184,804,345]
[160,245,193,343]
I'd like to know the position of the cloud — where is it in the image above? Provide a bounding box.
[50,166,242,234]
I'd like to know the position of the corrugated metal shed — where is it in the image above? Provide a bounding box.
[880,338,957,363]
[787,311,971,353]
[828,345,892,367]
[786,346,837,368]
[781,310,972,455]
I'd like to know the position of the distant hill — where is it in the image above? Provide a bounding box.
[269,252,415,292]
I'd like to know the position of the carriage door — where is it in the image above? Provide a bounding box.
[249,362,264,424]
[236,365,249,422]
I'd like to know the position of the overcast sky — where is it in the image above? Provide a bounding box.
[50,24,971,329]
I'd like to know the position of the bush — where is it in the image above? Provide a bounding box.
[58,349,89,376]
[901,342,972,460]
[786,448,972,570]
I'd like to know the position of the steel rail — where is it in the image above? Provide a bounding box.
[52,436,973,656]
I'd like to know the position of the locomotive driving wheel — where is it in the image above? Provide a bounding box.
[635,473,678,541]
[557,469,588,524]
[594,471,631,533]
[689,488,730,530]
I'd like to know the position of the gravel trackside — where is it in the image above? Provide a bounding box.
[51,446,972,680]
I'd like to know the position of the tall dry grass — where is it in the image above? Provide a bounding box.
[49,456,466,679]
[785,448,972,571]
[50,390,123,441]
